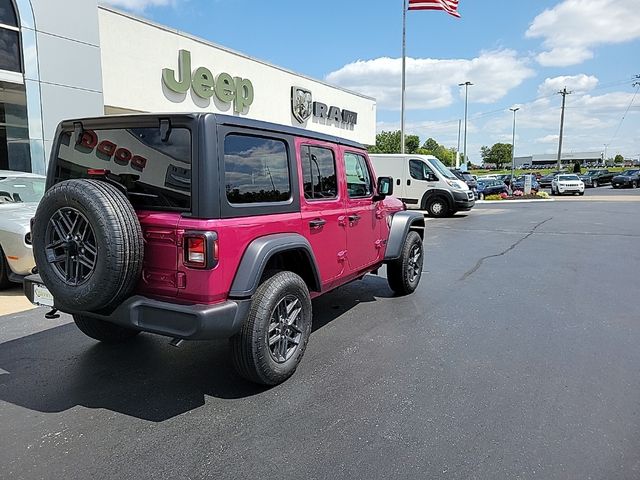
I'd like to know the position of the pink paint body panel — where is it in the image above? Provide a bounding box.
[134,138,404,306]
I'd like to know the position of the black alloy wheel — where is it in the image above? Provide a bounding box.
[45,207,98,286]
[267,295,304,363]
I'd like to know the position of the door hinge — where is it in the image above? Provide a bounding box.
[375,239,387,249]
[176,272,187,289]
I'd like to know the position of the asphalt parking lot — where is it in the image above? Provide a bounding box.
[1,186,639,479]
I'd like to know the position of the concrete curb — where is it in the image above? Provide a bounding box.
[476,199,555,204]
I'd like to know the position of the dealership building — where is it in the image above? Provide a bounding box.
[513,152,603,169]
[0,0,376,174]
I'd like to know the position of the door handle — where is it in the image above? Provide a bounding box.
[309,218,327,229]
[348,214,361,223]
[407,179,411,186]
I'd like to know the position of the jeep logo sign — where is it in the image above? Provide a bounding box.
[163,50,254,113]
[291,86,358,126]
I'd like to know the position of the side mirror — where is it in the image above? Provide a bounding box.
[426,173,438,182]
[375,176,393,200]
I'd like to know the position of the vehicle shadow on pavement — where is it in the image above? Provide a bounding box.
[0,275,393,422]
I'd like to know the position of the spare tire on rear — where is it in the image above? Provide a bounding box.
[32,179,144,312]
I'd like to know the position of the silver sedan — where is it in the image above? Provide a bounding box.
[0,170,45,288]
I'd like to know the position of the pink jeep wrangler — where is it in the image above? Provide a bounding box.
[25,114,424,385]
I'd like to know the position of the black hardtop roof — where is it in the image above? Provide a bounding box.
[58,112,365,150]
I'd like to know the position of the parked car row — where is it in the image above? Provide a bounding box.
[611,169,640,188]
[579,169,615,187]
[476,179,508,199]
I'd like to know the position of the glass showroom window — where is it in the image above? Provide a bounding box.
[0,0,30,172]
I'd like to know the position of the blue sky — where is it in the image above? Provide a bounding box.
[102,0,640,163]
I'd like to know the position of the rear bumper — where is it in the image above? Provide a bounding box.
[24,275,250,340]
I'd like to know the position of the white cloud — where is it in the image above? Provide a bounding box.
[481,89,639,157]
[526,0,640,67]
[326,49,534,111]
[537,74,599,96]
[536,134,560,144]
[99,0,173,12]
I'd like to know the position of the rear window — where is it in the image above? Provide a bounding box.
[54,127,192,211]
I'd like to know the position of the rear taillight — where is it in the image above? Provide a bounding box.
[183,232,218,269]
[87,168,110,176]
[186,237,205,266]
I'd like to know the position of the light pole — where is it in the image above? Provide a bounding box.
[459,81,473,166]
[510,107,520,189]
[603,144,609,166]
[456,119,461,168]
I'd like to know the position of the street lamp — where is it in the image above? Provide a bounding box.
[459,81,473,166]
[603,144,609,166]
[510,107,520,190]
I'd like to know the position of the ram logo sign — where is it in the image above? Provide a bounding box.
[291,86,358,127]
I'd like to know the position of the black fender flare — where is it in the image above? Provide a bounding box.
[229,233,321,298]
[384,211,425,261]
[420,189,454,210]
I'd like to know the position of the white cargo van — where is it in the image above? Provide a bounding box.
[369,154,475,217]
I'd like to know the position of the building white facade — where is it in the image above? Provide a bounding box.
[1,1,376,175]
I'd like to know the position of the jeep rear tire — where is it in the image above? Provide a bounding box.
[32,179,144,312]
[592,179,598,188]
[73,314,140,343]
[387,231,423,296]
[426,197,450,218]
[231,271,312,386]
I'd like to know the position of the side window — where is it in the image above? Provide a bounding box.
[301,146,337,200]
[344,152,373,198]
[409,159,434,181]
[224,134,291,204]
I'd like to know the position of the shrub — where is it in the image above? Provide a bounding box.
[499,192,509,199]
[536,191,550,199]
[484,194,503,200]
[513,190,524,196]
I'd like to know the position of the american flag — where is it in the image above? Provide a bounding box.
[408,0,461,18]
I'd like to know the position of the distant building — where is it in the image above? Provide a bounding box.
[514,152,602,168]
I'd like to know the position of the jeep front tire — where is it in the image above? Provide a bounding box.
[231,271,312,386]
[387,231,423,296]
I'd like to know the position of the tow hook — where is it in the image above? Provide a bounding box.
[169,338,184,347]
[44,308,60,320]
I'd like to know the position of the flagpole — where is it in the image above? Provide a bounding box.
[401,0,407,154]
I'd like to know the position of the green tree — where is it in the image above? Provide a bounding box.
[422,138,439,152]
[420,138,456,166]
[366,130,420,154]
[405,135,420,154]
[480,143,513,169]
[614,154,624,164]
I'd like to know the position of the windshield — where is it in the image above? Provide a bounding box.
[620,170,639,176]
[558,175,580,181]
[584,170,600,176]
[0,176,46,204]
[427,157,457,179]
